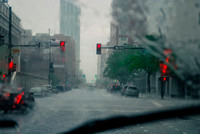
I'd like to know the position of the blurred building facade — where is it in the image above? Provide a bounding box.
[18,30,77,89]
[60,0,81,72]
[0,3,23,82]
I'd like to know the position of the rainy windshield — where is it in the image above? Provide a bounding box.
[0,0,200,133]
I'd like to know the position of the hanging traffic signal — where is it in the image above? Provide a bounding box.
[60,41,65,52]
[3,74,6,78]
[96,43,101,55]
[9,61,13,69]
[8,61,16,72]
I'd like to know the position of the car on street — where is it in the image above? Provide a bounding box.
[0,86,35,113]
[122,85,139,97]
[51,86,58,94]
[65,84,72,91]
[29,87,47,97]
[110,84,122,93]
[56,85,66,92]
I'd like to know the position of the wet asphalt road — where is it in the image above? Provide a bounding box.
[1,88,200,134]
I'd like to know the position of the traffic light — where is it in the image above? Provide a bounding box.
[8,61,16,72]
[60,41,65,52]
[9,61,13,69]
[1,74,6,83]
[96,43,101,54]
[83,75,85,78]
[95,75,97,79]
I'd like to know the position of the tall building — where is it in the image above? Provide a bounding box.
[60,0,81,70]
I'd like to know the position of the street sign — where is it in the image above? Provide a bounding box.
[114,46,125,50]
[12,49,20,53]
[53,64,65,68]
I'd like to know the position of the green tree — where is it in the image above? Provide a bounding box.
[127,53,159,93]
[103,51,132,85]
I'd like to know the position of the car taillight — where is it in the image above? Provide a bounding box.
[14,91,24,105]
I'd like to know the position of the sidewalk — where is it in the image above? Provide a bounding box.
[140,93,200,121]
[140,93,200,102]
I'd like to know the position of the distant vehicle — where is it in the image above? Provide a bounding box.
[110,85,121,93]
[0,87,35,113]
[42,85,53,94]
[122,86,139,98]
[29,87,47,97]
[87,83,94,90]
[65,84,72,91]
[52,86,58,94]
[56,85,65,92]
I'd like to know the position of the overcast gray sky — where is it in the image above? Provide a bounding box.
[9,0,112,82]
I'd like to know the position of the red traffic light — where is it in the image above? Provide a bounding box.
[60,41,65,46]
[96,43,101,55]
[3,74,6,78]
[60,41,65,51]
[97,44,101,48]
[9,61,13,69]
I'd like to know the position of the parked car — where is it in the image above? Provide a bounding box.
[29,87,47,97]
[51,86,58,94]
[42,85,53,95]
[56,85,65,92]
[122,86,139,97]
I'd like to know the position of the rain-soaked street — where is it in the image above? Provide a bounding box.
[1,88,200,134]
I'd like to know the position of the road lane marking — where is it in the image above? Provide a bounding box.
[149,100,163,107]
[49,108,140,113]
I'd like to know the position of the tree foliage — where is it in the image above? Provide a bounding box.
[103,49,159,91]
[127,52,159,75]
[103,51,132,85]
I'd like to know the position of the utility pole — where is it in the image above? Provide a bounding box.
[8,6,12,83]
[48,28,51,85]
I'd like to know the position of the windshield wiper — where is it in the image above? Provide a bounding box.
[61,104,200,134]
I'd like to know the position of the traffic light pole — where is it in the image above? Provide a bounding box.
[101,46,145,50]
[49,28,51,85]
[7,6,12,83]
